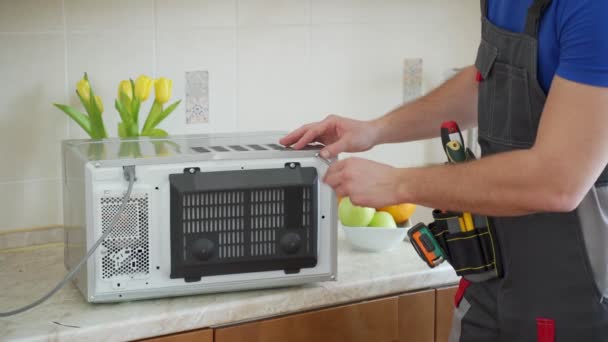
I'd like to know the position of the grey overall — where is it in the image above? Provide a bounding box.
[450,0,608,341]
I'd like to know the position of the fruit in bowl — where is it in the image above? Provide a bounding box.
[368,211,397,228]
[339,197,413,252]
[338,197,376,227]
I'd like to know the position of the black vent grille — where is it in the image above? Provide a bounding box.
[169,166,318,281]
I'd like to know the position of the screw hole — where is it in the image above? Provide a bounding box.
[119,294,123,298]
[117,283,120,287]
[156,266,160,270]
[145,282,149,285]
[241,166,244,170]
[322,215,325,219]
[155,186,159,190]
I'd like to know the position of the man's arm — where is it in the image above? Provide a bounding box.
[373,65,479,144]
[325,76,608,215]
[281,66,479,158]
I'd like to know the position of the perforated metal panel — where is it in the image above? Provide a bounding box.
[99,193,150,280]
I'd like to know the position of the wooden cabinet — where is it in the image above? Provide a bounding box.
[397,289,435,342]
[435,286,458,342]
[215,297,398,342]
[140,285,459,342]
[140,329,213,342]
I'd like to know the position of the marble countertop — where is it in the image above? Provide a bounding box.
[0,231,459,342]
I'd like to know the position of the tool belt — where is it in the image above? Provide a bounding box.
[428,210,502,282]
[407,120,503,282]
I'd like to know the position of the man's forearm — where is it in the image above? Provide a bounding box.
[398,149,575,216]
[372,66,479,144]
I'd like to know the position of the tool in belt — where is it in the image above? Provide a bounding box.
[408,121,503,282]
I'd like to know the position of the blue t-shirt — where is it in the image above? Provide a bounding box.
[488,0,608,92]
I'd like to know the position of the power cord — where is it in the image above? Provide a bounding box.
[0,165,137,317]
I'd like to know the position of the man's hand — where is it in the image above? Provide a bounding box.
[279,115,381,159]
[323,157,403,208]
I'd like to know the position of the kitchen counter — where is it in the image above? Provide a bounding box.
[0,231,458,342]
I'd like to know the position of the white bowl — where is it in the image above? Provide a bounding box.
[341,223,410,252]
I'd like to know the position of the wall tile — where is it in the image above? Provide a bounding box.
[156,28,237,134]
[237,26,313,132]
[156,0,236,29]
[238,0,310,26]
[66,30,155,138]
[65,0,154,31]
[0,0,63,32]
[0,33,66,182]
[311,0,478,25]
[0,180,62,231]
[309,10,479,166]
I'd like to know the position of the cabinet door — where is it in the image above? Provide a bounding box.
[140,329,213,342]
[397,289,435,342]
[215,297,399,342]
[435,286,458,342]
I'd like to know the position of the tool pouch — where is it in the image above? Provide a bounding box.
[429,210,503,282]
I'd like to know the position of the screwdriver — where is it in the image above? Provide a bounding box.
[441,121,475,232]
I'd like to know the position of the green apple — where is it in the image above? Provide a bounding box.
[368,211,397,228]
[338,197,376,227]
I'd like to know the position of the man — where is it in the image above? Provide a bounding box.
[281,0,608,341]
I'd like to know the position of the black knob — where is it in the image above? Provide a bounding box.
[191,239,215,261]
[280,233,302,254]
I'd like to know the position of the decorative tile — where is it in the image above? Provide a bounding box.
[403,58,422,103]
[156,28,236,134]
[185,71,210,124]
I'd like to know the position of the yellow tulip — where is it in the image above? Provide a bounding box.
[94,95,103,113]
[154,77,172,104]
[134,75,153,101]
[118,80,133,100]
[76,78,91,104]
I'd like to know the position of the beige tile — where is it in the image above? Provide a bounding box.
[0,33,67,182]
[66,31,155,138]
[237,26,313,132]
[238,0,310,26]
[309,20,479,121]
[0,0,63,32]
[0,180,62,232]
[0,226,64,250]
[311,0,478,25]
[156,0,236,29]
[156,28,237,134]
[65,0,154,31]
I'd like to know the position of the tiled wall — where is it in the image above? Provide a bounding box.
[0,0,480,232]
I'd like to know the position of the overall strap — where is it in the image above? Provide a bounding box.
[480,0,488,17]
[524,0,553,37]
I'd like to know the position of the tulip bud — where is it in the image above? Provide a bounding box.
[134,75,153,101]
[154,77,172,105]
[118,80,133,101]
[77,78,91,104]
[94,95,103,113]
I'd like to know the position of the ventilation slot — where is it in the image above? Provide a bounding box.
[192,146,211,153]
[266,144,286,151]
[100,193,150,280]
[247,144,267,151]
[228,145,249,152]
[210,146,229,152]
